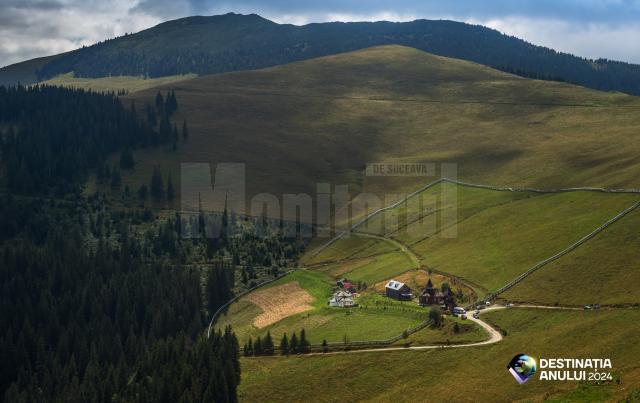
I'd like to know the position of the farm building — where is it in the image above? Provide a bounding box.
[336,278,357,293]
[329,291,356,307]
[385,280,412,301]
[419,278,456,311]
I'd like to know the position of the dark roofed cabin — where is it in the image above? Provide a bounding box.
[385,280,412,301]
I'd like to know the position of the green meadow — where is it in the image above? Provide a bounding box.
[239,308,640,402]
[502,208,640,306]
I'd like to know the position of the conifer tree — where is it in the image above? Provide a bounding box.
[182,119,189,142]
[119,148,135,169]
[110,168,121,189]
[254,336,262,356]
[289,332,298,354]
[263,332,274,356]
[299,328,310,354]
[279,334,289,356]
[150,166,164,201]
[166,174,175,203]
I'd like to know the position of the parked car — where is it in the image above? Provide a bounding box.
[461,314,467,320]
[476,305,485,310]
[506,303,514,308]
[453,307,466,315]
[473,312,479,319]
[485,301,491,306]
[584,305,592,310]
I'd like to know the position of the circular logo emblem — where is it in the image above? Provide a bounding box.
[507,354,537,384]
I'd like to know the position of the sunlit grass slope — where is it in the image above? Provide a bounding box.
[239,308,640,402]
[42,72,196,94]
[502,208,640,306]
[124,45,640,205]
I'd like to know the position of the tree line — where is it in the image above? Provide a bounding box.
[243,329,314,356]
[0,85,187,196]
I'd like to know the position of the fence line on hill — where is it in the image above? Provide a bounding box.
[308,178,446,259]
[239,318,434,353]
[441,178,640,194]
[478,199,640,305]
[305,176,640,309]
[311,177,640,259]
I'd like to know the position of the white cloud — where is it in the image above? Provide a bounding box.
[472,16,640,63]
[0,0,161,67]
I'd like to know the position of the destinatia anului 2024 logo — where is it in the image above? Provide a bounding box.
[507,354,537,384]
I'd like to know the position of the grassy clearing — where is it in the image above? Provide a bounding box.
[502,208,640,306]
[41,72,197,94]
[239,308,640,402]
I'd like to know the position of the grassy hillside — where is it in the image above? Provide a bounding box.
[309,181,638,294]
[302,235,398,266]
[409,188,638,292]
[41,73,196,94]
[501,208,640,306]
[121,45,640,211]
[239,308,640,402]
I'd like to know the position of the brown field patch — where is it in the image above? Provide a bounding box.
[248,282,315,328]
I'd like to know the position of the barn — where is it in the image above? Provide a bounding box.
[385,280,412,300]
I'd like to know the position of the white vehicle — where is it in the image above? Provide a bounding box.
[453,307,466,315]
[485,301,491,306]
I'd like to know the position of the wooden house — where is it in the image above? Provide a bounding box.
[385,280,412,300]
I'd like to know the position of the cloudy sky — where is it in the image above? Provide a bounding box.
[3,0,640,67]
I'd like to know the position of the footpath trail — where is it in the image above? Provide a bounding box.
[353,232,421,267]
[290,305,618,357]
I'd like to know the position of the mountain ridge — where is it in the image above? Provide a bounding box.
[3,13,640,95]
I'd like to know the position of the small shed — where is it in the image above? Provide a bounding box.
[385,280,412,300]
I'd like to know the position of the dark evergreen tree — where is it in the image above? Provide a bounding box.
[138,184,148,201]
[299,328,310,354]
[289,332,298,354]
[119,147,135,169]
[279,333,289,356]
[263,332,274,356]
[166,173,176,203]
[182,119,189,142]
[150,166,164,201]
[110,167,121,189]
